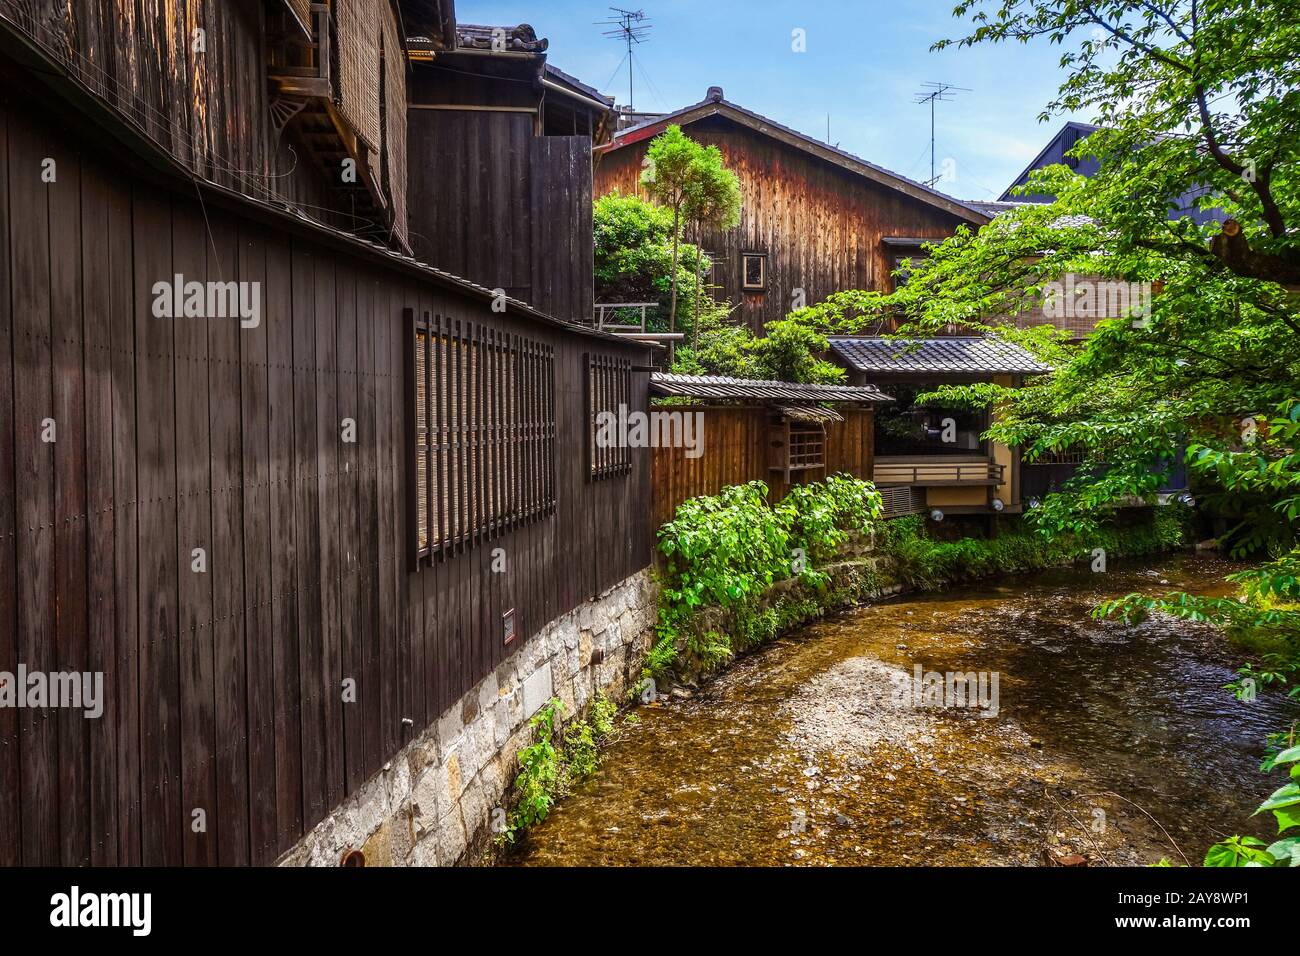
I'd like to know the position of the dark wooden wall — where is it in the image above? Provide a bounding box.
[408,90,596,324]
[0,0,383,235]
[595,115,970,332]
[0,90,651,866]
[651,406,875,528]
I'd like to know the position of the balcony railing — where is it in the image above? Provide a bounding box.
[874,456,1005,487]
[594,302,659,333]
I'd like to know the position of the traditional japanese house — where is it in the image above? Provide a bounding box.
[648,372,893,528]
[594,87,992,332]
[826,337,1052,517]
[0,0,652,867]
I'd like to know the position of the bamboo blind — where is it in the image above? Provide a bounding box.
[282,0,312,34]
[334,0,382,152]
[382,6,408,245]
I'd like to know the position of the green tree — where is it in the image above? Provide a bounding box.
[887,0,1300,866]
[683,145,742,346]
[593,191,709,327]
[641,126,704,334]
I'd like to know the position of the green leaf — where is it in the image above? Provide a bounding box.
[1204,836,1272,867]
[1272,745,1300,766]
[1256,784,1300,814]
[1273,805,1300,833]
[1266,837,1300,866]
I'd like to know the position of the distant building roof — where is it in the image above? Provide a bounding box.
[545,64,614,107]
[969,201,1098,230]
[599,88,991,226]
[650,372,891,404]
[827,337,1052,376]
[965,200,1024,218]
[1001,122,1101,201]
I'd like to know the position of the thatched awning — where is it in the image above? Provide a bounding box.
[776,404,844,424]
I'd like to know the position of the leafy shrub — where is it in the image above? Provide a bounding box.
[501,693,626,845]
[1201,744,1300,867]
[879,509,1190,591]
[503,700,564,841]
[653,476,883,678]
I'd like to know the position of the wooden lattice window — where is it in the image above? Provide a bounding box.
[407,309,555,565]
[769,419,827,482]
[587,354,633,480]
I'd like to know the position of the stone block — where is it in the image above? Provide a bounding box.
[523,664,554,718]
[436,808,467,866]
[477,671,500,714]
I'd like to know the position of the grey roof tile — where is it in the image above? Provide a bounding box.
[827,337,1052,375]
[650,372,891,403]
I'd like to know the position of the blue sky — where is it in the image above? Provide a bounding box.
[458,0,1095,201]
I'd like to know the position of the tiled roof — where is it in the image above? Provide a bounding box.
[650,373,891,404]
[776,404,845,423]
[965,200,1023,218]
[965,201,1097,230]
[455,23,548,53]
[827,337,1052,375]
[545,64,614,106]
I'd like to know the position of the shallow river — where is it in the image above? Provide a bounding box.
[507,554,1298,866]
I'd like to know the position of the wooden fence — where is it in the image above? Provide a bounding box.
[650,406,875,529]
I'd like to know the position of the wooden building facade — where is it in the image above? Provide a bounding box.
[826,337,1052,516]
[594,89,990,332]
[648,373,890,528]
[0,1,652,866]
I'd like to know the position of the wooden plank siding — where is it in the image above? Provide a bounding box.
[0,0,393,238]
[0,89,651,865]
[595,114,972,333]
[406,112,597,325]
[651,406,875,529]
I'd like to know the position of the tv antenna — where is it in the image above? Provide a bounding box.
[598,7,652,110]
[914,82,970,186]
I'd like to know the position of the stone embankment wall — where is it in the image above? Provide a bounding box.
[278,571,658,866]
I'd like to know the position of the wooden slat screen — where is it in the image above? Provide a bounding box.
[334,0,383,154]
[381,7,408,246]
[587,353,633,480]
[408,310,555,564]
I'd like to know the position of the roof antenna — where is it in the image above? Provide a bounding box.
[914,82,970,186]
[597,7,652,110]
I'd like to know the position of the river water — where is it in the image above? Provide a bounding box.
[506,554,1298,866]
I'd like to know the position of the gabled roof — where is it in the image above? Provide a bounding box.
[828,337,1051,376]
[650,372,891,404]
[1000,121,1100,201]
[598,89,990,226]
